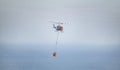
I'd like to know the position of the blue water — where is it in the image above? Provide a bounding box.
[0,45,120,70]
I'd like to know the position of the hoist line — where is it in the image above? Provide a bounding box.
[55,31,59,50]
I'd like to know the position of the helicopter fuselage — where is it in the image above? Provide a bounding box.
[56,25,63,31]
[53,24,63,31]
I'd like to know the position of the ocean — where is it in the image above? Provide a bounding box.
[0,45,120,70]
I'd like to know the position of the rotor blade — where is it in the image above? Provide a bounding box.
[49,21,63,24]
[49,21,71,24]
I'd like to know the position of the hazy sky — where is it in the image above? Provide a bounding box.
[0,0,120,46]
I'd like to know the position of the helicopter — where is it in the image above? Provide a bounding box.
[52,22,64,32]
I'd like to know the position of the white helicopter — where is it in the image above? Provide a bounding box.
[52,22,63,32]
